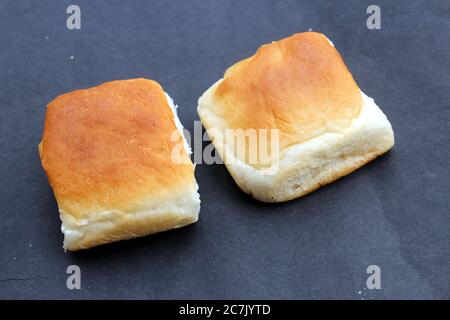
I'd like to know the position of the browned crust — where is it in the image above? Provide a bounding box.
[39,78,195,219]
[210,32,363,165]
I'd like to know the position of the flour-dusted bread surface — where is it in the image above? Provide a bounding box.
[197,32,394,202]
[39,78,200,250]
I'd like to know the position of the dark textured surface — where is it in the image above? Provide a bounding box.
[0,0,449,299]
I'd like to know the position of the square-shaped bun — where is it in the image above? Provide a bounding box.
[39,78,200,250]
[197,32,394,202]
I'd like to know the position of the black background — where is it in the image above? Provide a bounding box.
[0,0,449,299]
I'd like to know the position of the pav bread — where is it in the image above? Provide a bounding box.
[197,32,394,202]
[39,78,200,251]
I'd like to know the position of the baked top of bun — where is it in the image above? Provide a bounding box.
[39,78,195,220]
[200,32,363,167]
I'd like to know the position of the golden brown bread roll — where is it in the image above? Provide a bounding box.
[39,78,200,250]
[197,32,394,202]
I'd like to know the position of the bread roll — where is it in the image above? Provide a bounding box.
[39,78,200,250]
[197,32,394,202]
